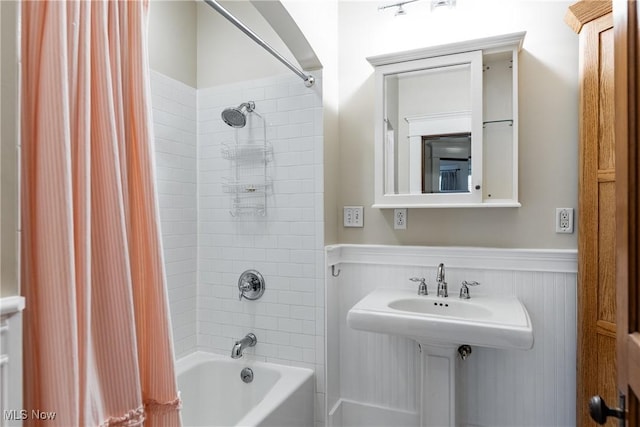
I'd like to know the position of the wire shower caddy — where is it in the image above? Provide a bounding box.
[221,108,272,217]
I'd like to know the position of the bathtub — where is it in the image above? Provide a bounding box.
[176,352,314,426]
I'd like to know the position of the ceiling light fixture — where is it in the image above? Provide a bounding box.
[430,0,456,11]
[378,0,420,16]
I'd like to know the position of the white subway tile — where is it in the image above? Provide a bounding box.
[157,73,324,416]
[278,318,303,333]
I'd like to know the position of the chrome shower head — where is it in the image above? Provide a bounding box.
[221,101,255,128]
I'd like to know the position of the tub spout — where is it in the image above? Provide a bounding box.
[231,333,257,359]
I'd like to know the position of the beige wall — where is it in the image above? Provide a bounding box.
[148,0,197,87]
[337,0,579,249]
[197,0,298,89]
[1,1,19,297]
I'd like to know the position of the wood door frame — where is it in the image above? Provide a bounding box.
[614,0,640,423]
[566,3,617,425]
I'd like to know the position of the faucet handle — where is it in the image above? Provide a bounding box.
[238,270,265,301]
[459,281,480,299]
[409,277,428,295]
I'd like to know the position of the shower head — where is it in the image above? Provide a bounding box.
[221,101,255,128]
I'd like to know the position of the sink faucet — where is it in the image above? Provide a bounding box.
[436,263,448,297]
[231,333,257,359]
[410,277,428,295]
[459,280,480,299]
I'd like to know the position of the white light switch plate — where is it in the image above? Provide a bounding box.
[344,206,364,227]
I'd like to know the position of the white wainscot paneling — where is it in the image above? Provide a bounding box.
[326,245,577,427]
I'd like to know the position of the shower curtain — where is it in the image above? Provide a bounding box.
[440,169,458,192]
[20,1,181,425]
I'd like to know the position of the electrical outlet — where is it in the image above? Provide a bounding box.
[555,208,574,233]
[394,208,407,230]
[344,206,364,227]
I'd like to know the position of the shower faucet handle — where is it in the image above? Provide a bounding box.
[238,282,252,300]
[238,270,265,301]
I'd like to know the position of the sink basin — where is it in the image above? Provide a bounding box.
[347,288,533,350]
[388,298,493,319]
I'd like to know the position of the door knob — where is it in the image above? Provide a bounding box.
[589,395,625,425]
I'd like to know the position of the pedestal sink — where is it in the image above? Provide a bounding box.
[347,288,533,426]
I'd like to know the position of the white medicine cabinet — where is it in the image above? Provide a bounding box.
[369,32,525,208]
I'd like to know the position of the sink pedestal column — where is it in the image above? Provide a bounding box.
[419,343,460,427]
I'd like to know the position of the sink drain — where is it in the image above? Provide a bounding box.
[458,345,472,361]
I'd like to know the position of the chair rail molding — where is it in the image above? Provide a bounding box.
[326,244,578,273]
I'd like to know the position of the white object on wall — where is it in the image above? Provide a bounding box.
[1,296,26,427]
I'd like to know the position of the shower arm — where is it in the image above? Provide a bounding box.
[202,0,315,88]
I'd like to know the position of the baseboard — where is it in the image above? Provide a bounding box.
[328,398,418,427]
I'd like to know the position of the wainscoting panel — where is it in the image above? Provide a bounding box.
[326,245,577,427]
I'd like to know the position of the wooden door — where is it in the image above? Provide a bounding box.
[614,0,640,424]
[566,2,618,425]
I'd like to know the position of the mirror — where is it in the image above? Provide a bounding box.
[422,133,471,194]
[384,63,474,195]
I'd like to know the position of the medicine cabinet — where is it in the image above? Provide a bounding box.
[369,32,525,208]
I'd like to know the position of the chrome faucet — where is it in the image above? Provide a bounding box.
[231,333,257,359]
[436,263,448,297]
[410,277,428,295]
[459,280,480,299]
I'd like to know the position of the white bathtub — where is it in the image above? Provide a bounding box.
[176,352,314,426]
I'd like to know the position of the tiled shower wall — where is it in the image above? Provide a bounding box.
[197,73,325,423]
[151,71,198,359]
[151,71,326,424]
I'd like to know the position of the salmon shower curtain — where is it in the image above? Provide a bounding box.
[20,1,181,425]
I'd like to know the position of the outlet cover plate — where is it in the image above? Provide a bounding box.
[394,208,407,229]
[555,208,574,233]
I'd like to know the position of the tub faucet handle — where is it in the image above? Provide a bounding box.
[238,281,252,301]
[238,270,265,301]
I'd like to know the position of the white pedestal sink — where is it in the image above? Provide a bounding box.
[347,288,533,427]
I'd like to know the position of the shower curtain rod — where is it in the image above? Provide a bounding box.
[203,0,315,87]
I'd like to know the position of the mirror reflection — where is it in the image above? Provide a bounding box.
[423,133,471,194]
[383,63,473,195]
